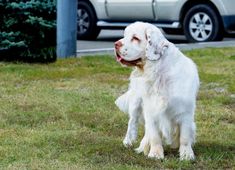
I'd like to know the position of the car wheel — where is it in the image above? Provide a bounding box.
[77,1,100,40]
[183,4,223,42]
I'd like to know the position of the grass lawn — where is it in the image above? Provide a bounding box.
[0,47,234,169]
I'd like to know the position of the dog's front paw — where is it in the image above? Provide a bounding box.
[148,145,164,159]
[148,152,164,159]
[179,145,195,160]
[134,146,143,154]
[123,137,135,148]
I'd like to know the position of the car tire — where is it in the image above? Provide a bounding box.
[77,1,101,40]
[183,4,223,42]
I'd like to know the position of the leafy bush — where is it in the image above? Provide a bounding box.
[0,0,56,62]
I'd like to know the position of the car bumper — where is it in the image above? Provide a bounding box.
[222,15,235,32]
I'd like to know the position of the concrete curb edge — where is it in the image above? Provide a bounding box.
[76,41,235,57]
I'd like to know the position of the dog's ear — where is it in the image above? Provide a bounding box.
[145,27,169,61]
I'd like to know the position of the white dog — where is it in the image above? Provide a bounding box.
[115,22,199,160]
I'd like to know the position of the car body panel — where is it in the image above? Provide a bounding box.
[89,0,107,19]
[153,0,187,21]
[211,0,235,15]
[88,0,235,33]
[105,0,154,20]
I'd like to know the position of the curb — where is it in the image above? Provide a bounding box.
[176,40,235,51]
[76,40,235,57]
[77,48,114,57]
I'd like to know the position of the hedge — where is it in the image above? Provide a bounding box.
[0,0,56,62]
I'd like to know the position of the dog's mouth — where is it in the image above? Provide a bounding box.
[115,51,142,67]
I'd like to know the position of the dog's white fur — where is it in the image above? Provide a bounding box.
[115,22,199,160]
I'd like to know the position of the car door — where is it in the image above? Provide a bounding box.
[105,0,155,21]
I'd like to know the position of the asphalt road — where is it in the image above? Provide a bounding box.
[77,29,235,56]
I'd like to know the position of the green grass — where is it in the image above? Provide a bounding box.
[0,47,234,169]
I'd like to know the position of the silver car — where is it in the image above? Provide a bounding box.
[77,0,235,42]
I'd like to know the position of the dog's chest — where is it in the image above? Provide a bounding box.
[130,67,167,97]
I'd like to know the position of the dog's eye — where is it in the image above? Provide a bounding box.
[132,36,140,42]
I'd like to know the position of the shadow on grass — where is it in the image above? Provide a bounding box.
[194,142,234,159]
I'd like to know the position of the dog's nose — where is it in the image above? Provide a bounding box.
[114,40,122,50]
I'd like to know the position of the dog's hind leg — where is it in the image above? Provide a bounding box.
[179,115,196,160]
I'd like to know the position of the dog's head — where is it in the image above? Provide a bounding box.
[115,22,169,67]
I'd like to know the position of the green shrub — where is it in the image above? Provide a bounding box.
[0,0,56,62]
